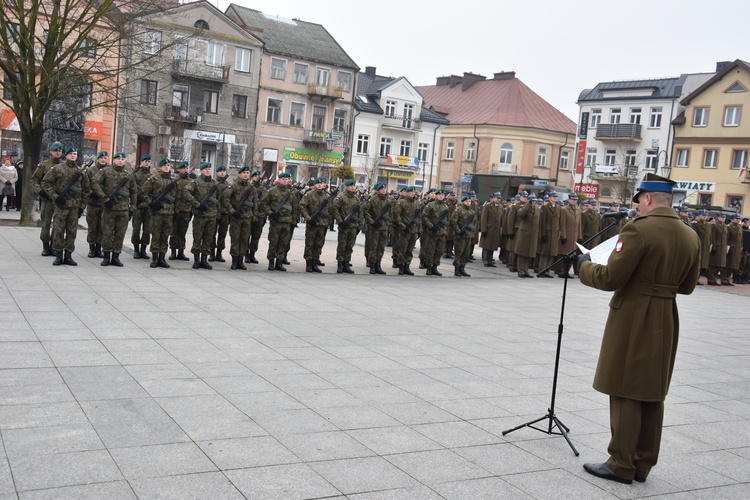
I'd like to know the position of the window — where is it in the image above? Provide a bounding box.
[499,143,513,165]
[703,149,718,168]
[3,71,19,100]
[676,149,689,167]
[204,90,219,114]
[172,84,189,109]
[266,98,282,123]
[400,140,412,157]
[726,82,747,93]
[560,151,570,170]
[175,42,187,61]
[289,102,305,126]
[380,137,393,158]
[333,109,346,132]
[625,149,637,167]
[270,58,286,80]
[466,141,476,161]
[629,107,641,124]
[315,67,330,86]
[649,107,662,128]
[337,71,352,92]
[235,48,251,73]
[604,149,616,166]
[693,107,709,127]
[293,63,308,84]
[600,187,612,197]
[144,31,161,55]
[403,103,415,128]
[724,106,741,126]
[645,149,658,170]
[80,83,93,109]
[731,149,747,170]
[207,42,223,66]
[537,147,548,167]
[231,95,247,118]
[385,100,396,117]
[590,109,601,128]
[609,108,621,124]
[81,38,96,58]
[699,193,713,205]
[357,134,370,155]
[418,142,429,162]
[312,106,326,130]
[445,141,454,160]
[726,195,743,212]
[139,80,157,105]
[586,147,597,167]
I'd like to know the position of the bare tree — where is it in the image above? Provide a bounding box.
[357,155,379,192]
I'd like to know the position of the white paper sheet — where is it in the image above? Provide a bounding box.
[577,235,620,265]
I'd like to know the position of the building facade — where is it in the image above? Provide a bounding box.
[226,5,358,184]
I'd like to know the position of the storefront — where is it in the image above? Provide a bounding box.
[283,146,343,183]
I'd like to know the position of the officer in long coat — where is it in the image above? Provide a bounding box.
[600,201,626,241]
[538,192,561,277]
[707,213,729,285]
[479,192,502,267]
[514,194,540,278]
[558,194,581,277]
[691,209,711,275]
[580,200,602,248]
[578,173,700,485]
[727,213,743,284]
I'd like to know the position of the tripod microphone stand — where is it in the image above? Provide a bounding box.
[502,213,629,456]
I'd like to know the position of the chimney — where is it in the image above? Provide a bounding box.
[715,61,731,73]
[462,72,486,91]
[449,75,463,88]
[493,71,516,81]
[365,66,377,77]
[436,76,451,86]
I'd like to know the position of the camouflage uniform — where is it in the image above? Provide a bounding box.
[169,173,194,258]
[140,170,175,266]
[262,182,299,269]
[421,198,450,273]
[210,176,231,261]
[223,178,256,264]
[32,155,62,254]
[364,193,393,273]
[85,162,107,256]
[330,189,362,273]
[183,174,219,265]
[92,164,137,260]
[247,177,267,263]
[393,195,421,272]
[451,202,477,274]
[42,159,91,260]
[299,188,332,271]
[444,197,458,257]
[131,166,153,257]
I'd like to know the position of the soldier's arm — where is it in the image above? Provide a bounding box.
[128,177,138,207]
[80,173,91,207]
[41,169,57,200]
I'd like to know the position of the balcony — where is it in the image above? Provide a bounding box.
[163,104,203,124]
[172,58,230,83]
[743,168,750,184]
[382,114,422,131]
[594,123,642,141]
[307,84,343,99]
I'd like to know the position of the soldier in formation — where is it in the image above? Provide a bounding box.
[209,165,230,263]
[85,151,108,258]
[421,189,450,276]
[92,152,137,267]
[331,179,362,274]
[450,193,477,277]
[32,141,64,257]
[262,172,298,271]
[168,161,193,261]
[130,154,152,259]
[140,157,175,269]
[245,170,266,264]
[392,185,420,276]
[299,176,332,273]
[184,162,220,270]
[223,165,257,270]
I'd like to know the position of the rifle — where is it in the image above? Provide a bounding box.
[148,173,186,212]
[269,187,294,222]
[458,211,477,237]
[429,208,450,234]
[103,172,133,209]
[340,197,365,229]
[196,175,228,213]
[231,184,255,220]
[54,165,86,207]
[307,191,335,227]
[402,203,425,235]
[371,200,394,229]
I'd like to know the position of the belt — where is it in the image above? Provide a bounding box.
[637,283,678,298]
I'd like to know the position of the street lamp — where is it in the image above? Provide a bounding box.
[657,150,671,178]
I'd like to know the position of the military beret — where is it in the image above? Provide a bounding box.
[461,194,471,201]
[373,182,386,190]
[549,192,558,197]
[403,185,415,192]
[633,172,675,203]
[447,191,456,196]
[251,170,261,177]
[64,145,78,156]
[176,161,188,169]
[278,172,292,178]
[97,151,108,158]
[199,162,211,169]
[140,154,151,162]
[315,176,327,184]
[467,191,476,196]
[344,179,356,186]
[568,193,578,200]
[426,188,435,194]
[50,141,63,151]
[238,165,250,173]
[216,164,226,172]
[113,152,126,159]
[157,158,170,167]
[435,189,445,195]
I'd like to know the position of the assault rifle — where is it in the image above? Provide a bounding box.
[458,211,477,237]
[148,172,187,212]
[429,208,450,234]
[340,198,365,230]
[371,200,394,229]
[269,188,294,222]
[103,172,133,209]
[402,204,425,235]
[54,163,89,207]
[307,191,335,227]
[231,184,255,220]
[196,175,228,213]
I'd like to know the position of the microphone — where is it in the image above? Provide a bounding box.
[602,208,636,220]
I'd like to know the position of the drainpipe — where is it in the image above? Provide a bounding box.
[430,123,441,190]
[555,132,570,186]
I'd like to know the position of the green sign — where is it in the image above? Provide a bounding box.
[284,146,342,166]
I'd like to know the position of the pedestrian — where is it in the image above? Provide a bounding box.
[0,157,17,211]
[578,173,700,485]
[93,152,137,267]
[131,154,153,259]
[12,160,23,211]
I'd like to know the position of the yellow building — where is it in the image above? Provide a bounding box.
[672,59,750,215]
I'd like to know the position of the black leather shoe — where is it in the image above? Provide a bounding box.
[634,475,646,483]
[583,463,632,485]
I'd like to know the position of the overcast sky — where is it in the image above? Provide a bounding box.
[216,0,749,122]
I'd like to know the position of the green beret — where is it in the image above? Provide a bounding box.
[251,170,261,177]
[426,188,435,194]
[113,152,126,159]
[158,157,170,167]
[435,189,445,195]
[50,141,63,151]
[64,146,78,156]
[373,182,385,191]
[315,176,327,184]
[278,172,292,178]
[96,151,108,158]
[461,194,471,201]
[344,179,356,186]
[216,164,226,172]
[177,161,189,169]
[238,165,251,173]
[140,154,151,162]
[404,186,415,192]
[199,162,211,169]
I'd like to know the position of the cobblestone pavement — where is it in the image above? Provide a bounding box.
[1,212,749,499]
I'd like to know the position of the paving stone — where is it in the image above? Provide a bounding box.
[347,425,442,455]
[17,481,137,500]
[130,472,245,500]
[277,431,375,462]
[10,450,122,491]
[310,456,418,494]
[2,423,103,457]
[110,442,217,479]
[385,449,490,484]
[225,463,341,499]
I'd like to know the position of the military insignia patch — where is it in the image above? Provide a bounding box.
[616,241,624,252]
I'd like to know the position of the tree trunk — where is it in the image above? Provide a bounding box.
[20,122,45,227]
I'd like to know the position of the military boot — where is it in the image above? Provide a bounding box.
[111,253,123,267]
[177,249,189,261]
[157,253,170,268]
[63,251,77,266]
[231,256,239,270]
[101,251,111,266]
[139,245,149,259]
[53,250,64,266]
[133,246,141,259]
[248,251,258,264]
[306,260,314,273]
[431,265,442,276]
[268,259,275,271]
[369,262,376,275]
[460,266,471,277]
[208,249,216,262]
[150,253,159,268]
[88,244,97,258]
[419,258,426,269]
[342,262,354,274]
[315,259,325,267]
[403,265,414,276]
[281,256,291,265]
[200,254,212,270]
[311,260,322,273]
[274,259,287,271]
[721,279,734,286]
[215,250,225,263]
[337,261,344,274]
[398,264,405,276]
[454,265,461,277]
[192,253,201,269]
[42,241,52,257]
[168,248,178,260]
[95,244,105,258]
[375,260,386,275]
[237,257,246,270]
[425,264,432,275]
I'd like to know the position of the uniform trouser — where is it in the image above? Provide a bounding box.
[229,217,252,257]
[418,232,427,259]
[606,396,664,481]
[249,218,265,253]
[170,211,192,250]
[86,205,104,244]
[267,222,291,260]
[52,206,79,252]
[390,230,402,262]
[557,254,572,276]
[364,226,371,259]
[367,228,388,263]
[304,224,327,260]
[131,207,150,247]
[539,254,556,273]
[453,236,472,266]
[101,210,129,253]
[285,226,295,257]
[395,232,418,266]
[336,227,358,262]
[445,237,454,255]
[509,251,517,268]
[423,233,446,267]
[707,266,727,282]
[481,248,496,264]
[39,198,55,243]
[517,254,533,275]
[191,216,216,255]
[212,213,230,251]
[149,214,173,254]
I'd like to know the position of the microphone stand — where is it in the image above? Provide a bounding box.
[502,215,626,456]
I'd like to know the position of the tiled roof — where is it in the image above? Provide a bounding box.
[420,107,449,125]
[577,77,683,102]
[354,71,449,124]
[417,77,575,134]
[226,5,358,70]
